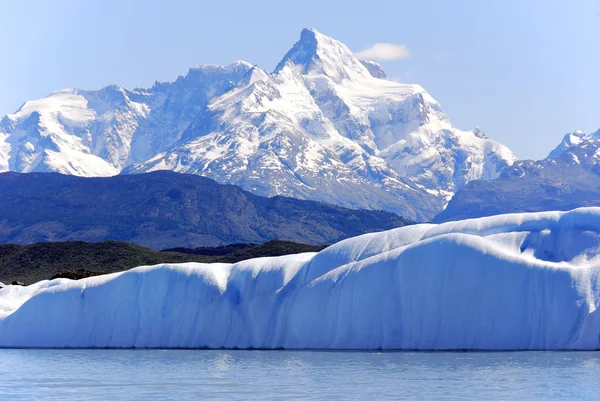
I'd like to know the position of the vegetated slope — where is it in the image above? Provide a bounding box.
[435,129,600,223]
[3,207,600,350]
[161,240,327,263]
[0,240,327,284]
[0,241,201,284]
[0,171,410,250]
[0,28,516,220]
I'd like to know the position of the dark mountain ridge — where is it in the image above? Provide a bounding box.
[0,171,410,249]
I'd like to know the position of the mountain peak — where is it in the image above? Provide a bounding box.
[274,28,370,82]
[239,65,270,86]
[548,129,590,159]
[0,28,517,222]
[300,27,319,41]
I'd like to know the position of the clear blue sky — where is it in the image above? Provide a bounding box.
[1,0,598,159]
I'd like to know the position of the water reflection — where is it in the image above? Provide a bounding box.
[0,350,599,400]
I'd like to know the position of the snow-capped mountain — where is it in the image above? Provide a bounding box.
[435,128,600,222]
[0,29,516,220]
[548,129,600,159]
[0,62,253,176]
[0,86,151,176]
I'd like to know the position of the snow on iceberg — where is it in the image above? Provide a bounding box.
[2,207,600,350]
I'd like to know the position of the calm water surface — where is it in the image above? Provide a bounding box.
[1,349,599,400]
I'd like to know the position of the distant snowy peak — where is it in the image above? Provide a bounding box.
[548,130,588,159]
[548,129,600,160]
[0,86,150,176]
[0,61,257,177]
[0,28,517,220]
[435,130,600,223]
[437,125,600,223]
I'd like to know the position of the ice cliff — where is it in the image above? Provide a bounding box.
[2,208,600,350]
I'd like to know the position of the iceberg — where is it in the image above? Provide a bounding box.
[2,207,600,350]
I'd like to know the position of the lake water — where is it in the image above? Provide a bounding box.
[1,349,599,400]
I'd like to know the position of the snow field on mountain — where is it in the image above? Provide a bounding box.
[0,29,516,220]
[2,208,600,350]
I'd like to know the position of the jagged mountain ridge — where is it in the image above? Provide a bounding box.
[0,29,516,220]
[434,129,600,222]
[548,129,600,159]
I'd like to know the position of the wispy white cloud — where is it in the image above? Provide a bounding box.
[355,43,410,61]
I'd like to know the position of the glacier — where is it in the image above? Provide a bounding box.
[2,207,600,350]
